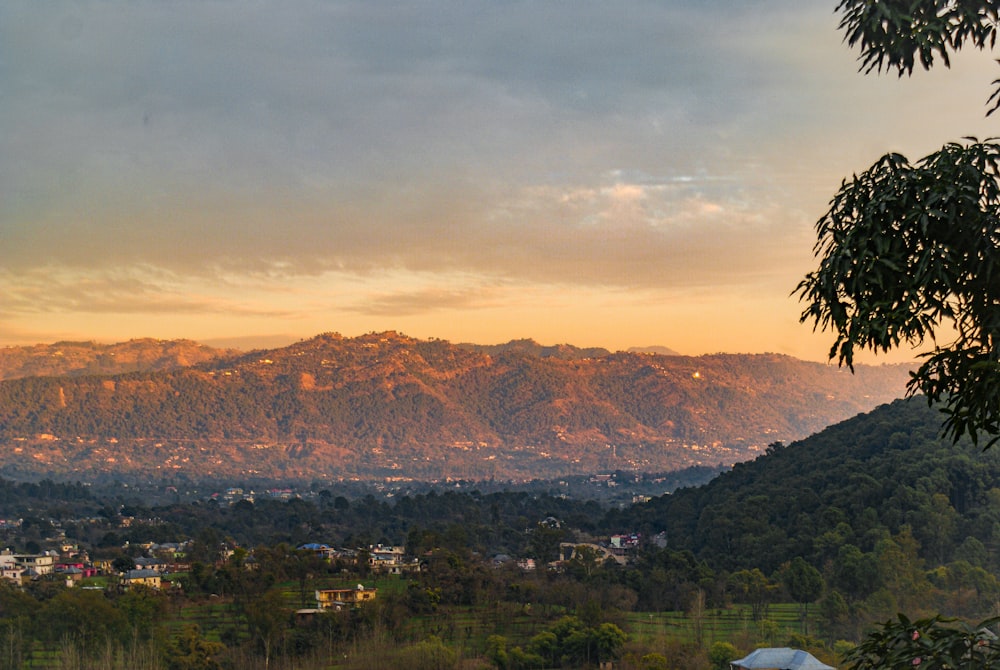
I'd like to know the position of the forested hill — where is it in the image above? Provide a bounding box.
[0,331,910,482]
[611,397,1000,576]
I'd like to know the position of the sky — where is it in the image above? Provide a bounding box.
[3,1,999,362]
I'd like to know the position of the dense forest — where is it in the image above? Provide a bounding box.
[0,332,910,481]
[613,398,999,569]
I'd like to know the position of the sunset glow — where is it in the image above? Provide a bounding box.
[4,1,995,363]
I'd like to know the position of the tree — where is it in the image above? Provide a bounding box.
[818,589,852,640]
[167,624,225,670]
[565,545,604,580]
[528,523,565,564]
[243,590,289,670]
[876,527,932,614]
[40,589,127,655]
[187,527,222,565]
[729,568,775,622]
[845,613,1000,670]
[591,622,627,665]
[782,557,824,633]
[115,588,168,642]
[485,635,509,670]
[835,0,1000,112]
[798,0,1000,448]
[641,653,670,670]
[392,636,458,670]
[112,555,136,574]
[832,544,880,601]
[709,642,740,670]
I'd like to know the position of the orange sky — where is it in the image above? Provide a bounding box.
[3,1,996,364]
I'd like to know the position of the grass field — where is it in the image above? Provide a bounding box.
[624,603,818,646]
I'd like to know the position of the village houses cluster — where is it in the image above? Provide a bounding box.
[0,538,425,611]
[0,542,184,591]
[0,487,648,617]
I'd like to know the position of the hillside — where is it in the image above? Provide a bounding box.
[0,331,911,482]
[0,339,236,382]
[457,338,612,360]
[611,397,1000,575]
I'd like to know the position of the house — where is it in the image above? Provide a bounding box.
[298,543,339,561]
[120,569,162,591]
[54,566,84,585]
[15,552,55,576]
[610,533,640,558]
[135,556,170,573]
[55,562,97,578]
[314,585,377,610]
[0,552,23,582]
[368,544,420,575]
[558,542,626,566]
[149,542,188,562]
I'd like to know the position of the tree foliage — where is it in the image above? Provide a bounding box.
[487,616,626,669]
[808,2,1000,662]
[845,613,1000,670]
[798,141,1000,447]
[836,0,1000,113]
[800,1,1000,448]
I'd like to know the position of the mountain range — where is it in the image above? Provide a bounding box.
[0,331,913,483]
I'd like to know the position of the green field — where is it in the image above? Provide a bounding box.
[625,604,818,646]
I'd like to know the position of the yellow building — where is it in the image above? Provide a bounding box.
[315,584,376,610]
[121,569,162,590]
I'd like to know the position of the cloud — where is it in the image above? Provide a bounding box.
[3,0,999,352]
[1,1,826,277]
[0,266,296,318]
[343,282,510,317]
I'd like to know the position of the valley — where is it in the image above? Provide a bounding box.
[0,398,993,669]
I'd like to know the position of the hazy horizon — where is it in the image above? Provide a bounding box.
[4,330,921,368]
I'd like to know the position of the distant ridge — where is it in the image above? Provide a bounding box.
[199,334,299,352]
[0,339,237,382]
[0,331,912,483]
[627,345,680,356]
[457,338,611,360]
